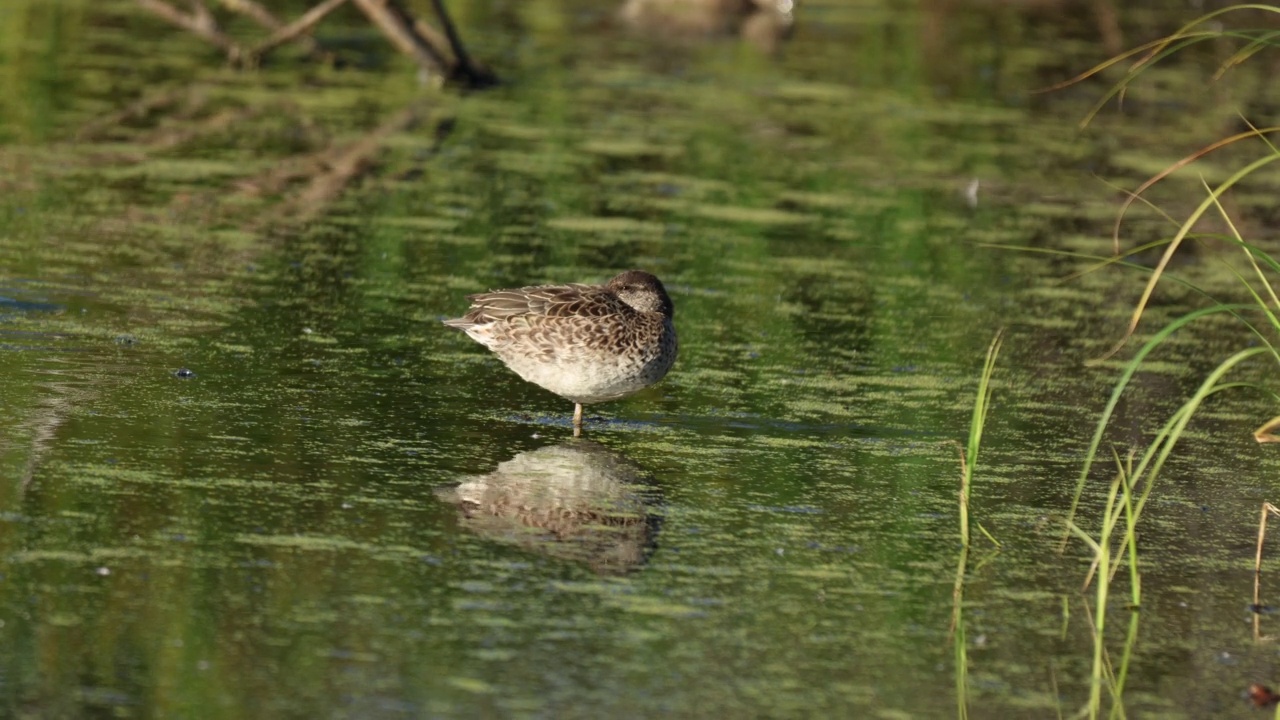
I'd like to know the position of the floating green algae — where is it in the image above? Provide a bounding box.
[3,1,1279,718]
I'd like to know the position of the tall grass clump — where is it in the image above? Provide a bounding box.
[960,330,1003,549]
[1065,450,1141,719]
[1047,4,1280,715]
[952,331,1003,720]
[1060,2,1280,541]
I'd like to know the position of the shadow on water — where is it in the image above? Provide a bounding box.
[435,438,663,575]
[0,287,101,492]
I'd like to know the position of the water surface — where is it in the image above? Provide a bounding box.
[3,1,1280,717]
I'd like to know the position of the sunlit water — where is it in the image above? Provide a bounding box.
[4,1,1280,717]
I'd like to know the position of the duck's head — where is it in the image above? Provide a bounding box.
[609,270,674,318]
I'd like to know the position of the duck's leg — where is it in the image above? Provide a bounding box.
[573,403,583,436]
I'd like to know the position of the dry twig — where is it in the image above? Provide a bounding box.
[249,0,348,61]
[136,0,496,87]
[427,0,496,87]
[1254,502,1280,641]
[135,0,242,58]
[219,0,283,30]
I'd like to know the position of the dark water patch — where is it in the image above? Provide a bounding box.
[0,296,63,314]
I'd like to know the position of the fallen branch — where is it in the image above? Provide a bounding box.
[351,0,451,79]
[411,16,454,66]
[283,102,425,222]
[134,0,496,88]
[427,0,496,87]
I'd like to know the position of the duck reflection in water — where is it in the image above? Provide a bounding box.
[435,440,663,575]
[619,0,795,55]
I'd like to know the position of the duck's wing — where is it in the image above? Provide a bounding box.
[448,283,631,327]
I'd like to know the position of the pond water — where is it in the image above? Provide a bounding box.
[4,0,1280,717]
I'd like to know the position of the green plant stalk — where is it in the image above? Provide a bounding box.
[1121,460,1140,609]
[1124,349,1265,523]
[961,331,1003,547]
[952,332,1004,719]
[1094,376,1264,589]
[1068,520,1104,720]
[1107,457,1140,720]
[953,545,969,720]
[1105,448,1142,609]
[1067,473,1121,719]
[1108,611,1140,720]
[1072,447,1149,718]
[1092,479,1117,720]
[1205,179,1280,314]
[1092,477,1120,719]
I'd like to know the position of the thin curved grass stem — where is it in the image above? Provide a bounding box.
[1034,35,1186,94]
[1204,180,1280,313]
[1061,239,1180,283]
[1131,353,1263,517]
[1099,381,1261,587]
[1216,29,1280,79]
[1133,4,1280,70]
[1110,126,1280,254]
[1096,154,1280,363]
[1059,306,1258,551]
[978,244,1280,359]
[1078,34,1222,129]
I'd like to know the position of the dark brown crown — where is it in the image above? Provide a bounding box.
[608,270,674,318]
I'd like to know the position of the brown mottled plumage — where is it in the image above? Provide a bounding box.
[443,270,678,431]
[434,439,663,574]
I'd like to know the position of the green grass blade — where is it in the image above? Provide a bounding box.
[1100,153,1280,361]
[961,330,1003,548]
[1060,304,1256,550]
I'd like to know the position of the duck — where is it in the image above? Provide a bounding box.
[444,270,678,433]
